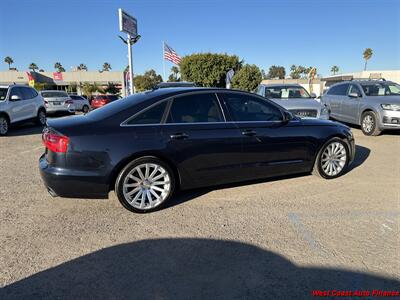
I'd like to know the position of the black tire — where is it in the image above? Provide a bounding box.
[0,114,10,136]
[82,105,89,114]
[115,156,175,213]
[312,138,349,179]
[361,111,381,136]
[36,108,47,126]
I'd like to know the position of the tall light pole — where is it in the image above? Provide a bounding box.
[119,34,141,94]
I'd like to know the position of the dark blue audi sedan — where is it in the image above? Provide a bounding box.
[39,88,355,213]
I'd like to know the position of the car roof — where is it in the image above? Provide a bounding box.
[260,83,303,88]
[41,90,68,92]
[0,84,32,88]
[331,80,396,86]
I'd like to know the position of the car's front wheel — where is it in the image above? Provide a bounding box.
[0,115,9,135]
[115,157,175,213]
[313,138,349,179]
[361,111,381,136]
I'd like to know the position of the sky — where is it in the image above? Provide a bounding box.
[0,0,399,79]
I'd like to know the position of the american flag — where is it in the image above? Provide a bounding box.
[163,43,182,65]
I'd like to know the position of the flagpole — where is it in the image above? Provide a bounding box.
[162,41,166,81]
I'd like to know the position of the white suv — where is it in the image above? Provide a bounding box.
[0,84,46,135]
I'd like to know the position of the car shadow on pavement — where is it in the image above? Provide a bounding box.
[347,145,371,172]
[3,123,44,137]
[2,238,398,299]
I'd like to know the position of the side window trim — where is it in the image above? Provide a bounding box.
[120,98,170,127]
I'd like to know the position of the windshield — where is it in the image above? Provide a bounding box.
[360,82,400,96]
[265,86,311,99]
[41,91,68,98]
[0,88,8,101]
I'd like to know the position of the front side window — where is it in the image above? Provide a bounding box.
[0,88,9,101]
[265,86,311,99]
[127,101,167,125]
[167,93,224,123]
[361,82,400,96]
[348,85,362,97]
[223,93,283,122]
[10,87,25,100]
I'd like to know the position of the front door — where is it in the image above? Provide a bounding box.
[341,84,362,124]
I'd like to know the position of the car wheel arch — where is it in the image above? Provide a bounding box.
[311,134,349,172]
[109,152,182,192]
[0,111,11,123]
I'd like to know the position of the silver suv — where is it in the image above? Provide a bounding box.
[321,80,400,135]
[256,84,329,119]
[40,90,75,114]
[0,84,46,135]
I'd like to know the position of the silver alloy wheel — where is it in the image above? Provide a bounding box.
[362,115,374,133]
[321,142,347,176]
[0,117,8,134]
[39,111,46,125]
[122,163,171,210]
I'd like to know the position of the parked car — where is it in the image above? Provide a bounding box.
[40,90,75,114]
[39,88,355,213]
[321,80,400,135]
[154,82,197,89]
[256,84,329,119]
[91,95,120,109]
[69,95,91,113]
[0,84,46,135]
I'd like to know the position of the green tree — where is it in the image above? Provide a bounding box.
[82,83,98,99]
[102,62,111,71]
[363,48,373,71]
[180,53,241,87]
[168,66,180,82]
[78,63,88,71]
[290,65,309,79]
[4,56,14,70]
[105,82,120,94]
[134,69,163,92]
[54,62,65,72]
[231,64,262,92]
[266,65,286,79]
[29,63,38,72]
[331,65,339,75]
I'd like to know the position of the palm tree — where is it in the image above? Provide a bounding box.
[331,65,339,75]
[54,62,63,72]
[363,48,373,71]
[170,66,180,81]
[78,63,87,71]
[29,63,38,72]
[4,56,14,70]
[102,62,111,71]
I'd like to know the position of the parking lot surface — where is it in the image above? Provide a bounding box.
[0,122,399,299]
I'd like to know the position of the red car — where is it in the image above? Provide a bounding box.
[91,95,120,109]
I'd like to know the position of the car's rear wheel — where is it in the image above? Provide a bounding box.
[0,115,9,135]
[36,109,46,126]
[115,157,175,213]
[361,111,381,136]
[313,138,349,179]
[82,105,89,114]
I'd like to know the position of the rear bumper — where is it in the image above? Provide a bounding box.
[39,154,109,199]
[45,106,75,113]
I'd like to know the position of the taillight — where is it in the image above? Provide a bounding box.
[44,100,48,106]
[99,99,107,105]
[65,100,73,104]
[42,129,69,153]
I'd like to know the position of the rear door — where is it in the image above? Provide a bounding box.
[323,83,349,120]
[220,92,312,180]
[159,92,243,188]
[20,87,38,119]
[340,84,362,124]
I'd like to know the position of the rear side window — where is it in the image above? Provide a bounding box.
[21,87,38,99]
[126,101,167,125]
[0,88,8,100]
[327,84,349,95]
[41,91,68,98]
[167,93,224,123]
[223,93,283,122]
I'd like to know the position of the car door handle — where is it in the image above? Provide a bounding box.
[242,129,257,136]
[170,133,189,140]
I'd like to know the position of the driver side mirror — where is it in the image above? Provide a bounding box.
[310,92,317,98]
[348,92,360,98]
[10,95,21,101]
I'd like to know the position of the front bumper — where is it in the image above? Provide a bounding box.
[380,110,400,129]
[39,154,109,199]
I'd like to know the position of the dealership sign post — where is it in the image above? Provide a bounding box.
[118,8,138,95]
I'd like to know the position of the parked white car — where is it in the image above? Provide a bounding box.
[40,90,75,114]
[69,95,91,113]
[0,84,46,135]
